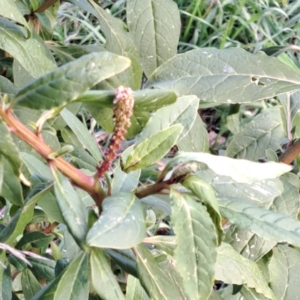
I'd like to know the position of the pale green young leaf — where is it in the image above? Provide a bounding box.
[134,244,186,299]
[52,170,88,246]
[158,152,292,184]
[60,108,102,162]
[123,124,183,172]
[183,175,224,245]
[90,248,125,300]
[226,108,284,160]
[170,189,217,300]
[269,245,300,300]
[137,95,199,143]
[32,253,88,300]
[21,269,41,300]
[216,243,274,299]
[219,197,300,247]
[0,18,56,78]
[88,0,142,90]
[127,0,180,77]
[14,52,130,109]
[177,115,209,152]
[126,275,150,300]
[147,48,300,103]
[87,192,145,249]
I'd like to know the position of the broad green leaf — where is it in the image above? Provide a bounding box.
[183,175,224,245]
[158,152,292,184]
[0,18,56,78]
[106,249,137,278]
[0,183,53,245]
[177,115,209,152]
[111,165,140,195]
[215,243,274,299]
[0,75,16,94]
[146,48,300,103]
[1,157,23,206]
[226,108,284,160]
[52,170,88,246]
[60,108,102,162]
[219,197,300,247]
[127,0,180,77]
[21,269,41,300]
[0,156,3,194]
[32,253,88,300]
[0,119,21,174]
[170,189,217,300]
[0,253,11,300]
[225,225,276,262]
[134,243,186,299]
[21,153,52,179]
[1,0,29,29]
[14,52,130,109]
[87,192,145,249]
[63,229,81,262]
[126,275,150,300]
[143,236,176,256]
[90,248,125,300]
[268,245,300,299]
[13,59,34,88]
[137,95,199,142]
[17,232,54,249]
[272,177,300,218]
[123,124,183,172]
[28,256,56,281]
[88,0,142,90]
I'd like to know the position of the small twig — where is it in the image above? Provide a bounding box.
[135,182,170,199]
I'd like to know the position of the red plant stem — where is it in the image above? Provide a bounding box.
[0,107,105,208]
[279,139,300,165]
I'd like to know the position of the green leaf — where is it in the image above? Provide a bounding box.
[1,157,23,206]
[226,108,284,160]
[28,256,56,281]
[21,269,41,300]
[52,170,88,246]
[268,245,300,299]
[134,243,186,299]
[17,232,54,249]
[0,254,11,300]
[183,175,224,245]
[215,243,274,299]
[127,0,180,77]
[146,48,300,103]
[123,124,183,172]
[0,183,53,245]
[1,0,29,29]
[0,119,21,174]
[13,59,34,88]
[32,253,89,300]
[177,115,209,152]
[111,165,140,195]
[87,192,145,249]
[170,189,217,300]
[158,152,292,184]
[219,197,300,247]
[0,156,3,195]
[88,0,142,90]
[126,275,150,300]
[14,51,130,109]
[143,236,176,256]
[0,75,16,95]
[137,95,199,143]
[21,153,52,179]
[106,249,137,278]
[60,108,102,163]
[90,248,125,300]
[0,18,56,78]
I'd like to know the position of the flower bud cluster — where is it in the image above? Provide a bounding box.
[97,86,134,178]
